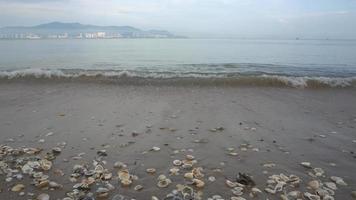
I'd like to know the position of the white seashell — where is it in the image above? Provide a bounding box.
[173,160,182,166]
[308,180,320,190]
[169,167,180,175]
[11,184,25,192]
[330,176,347,186]
[265,187,275,194]
[324,182,337,190]
[152,146,160,151]
[193,178,205,188]
[186,155,195,160]
[146,168,156,174]
[134,185,143,191]
[208,176,216,182]
[231,187,243,196]
[36,193,50,200]
[288,191,301,199]
[231,197,246,200]
[304,192,321,200]
[351,191,356,199]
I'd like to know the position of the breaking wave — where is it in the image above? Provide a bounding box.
[1,68,356,88]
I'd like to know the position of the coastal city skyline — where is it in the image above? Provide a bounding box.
[0,0,356,39]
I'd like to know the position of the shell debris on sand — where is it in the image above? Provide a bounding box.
[0,140,354,200]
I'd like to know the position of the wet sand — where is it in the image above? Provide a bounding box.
[0,82,355,199]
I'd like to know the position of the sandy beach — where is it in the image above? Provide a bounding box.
[0,82,355,200]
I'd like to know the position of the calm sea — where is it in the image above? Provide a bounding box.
[1,39,356,87]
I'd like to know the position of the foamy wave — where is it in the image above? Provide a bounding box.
[262,75,356,88]
[0,69,356,88]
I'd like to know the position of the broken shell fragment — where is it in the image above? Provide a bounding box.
[308,180,320,190]
[304,192,321,200]
[37,193,50,200]
[121,179,132,187]
[169,167,180,175]
[186,155,195,160]
[151,146,161,151]
[146,168,156,174]
[39,159,52,171]
[11,184,25,192]
[192,178,205,188]
[184,172,194,179]
[157,175,171,188]
[134,185,143,191]
[173,160,182,166]
[330,176,347,186]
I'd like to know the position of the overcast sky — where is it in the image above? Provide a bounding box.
[0,0,356,38]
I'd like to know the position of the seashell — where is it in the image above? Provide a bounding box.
[134,185,143,191]
[97,192,109,198]
[300,162,312,168]
[274,181,286,192]
[226,180,238,188]
[193,179,205,188]
[49,181,62,189]
[157,177,172,188]
[265,187,276,194]
[323,195,334,200]
[228,152,238,156]
[52,147,62,154]
[208,176,216,182]
[96,187,109,194]
[263,163,276,168]
[22,164,33,174]
[84,170,95,177]
[184,172,194,179]
[32,172,44,178]
[173,160,182,166]
[103,173,112,180]
[324,182,337,190]
[287,191,301,198]
[152,196,159,200]
[169,167,180,175]
[152,146,160,151]
[304,192,321,200]
[330,176,347,186]
[192,167,204,178]
[105,183,115,191]
[240,147,247,151]
[158,174,167,181]
[94,165,104,173]
[45,152,56,160]
[121,178,132,187]
[114,161,127,169]
[231,187,244,196]
[251,187,262,194]
[182,163,193,169]
[351,191,356,199]
[118,169,130,180]
[231,197,246,200]
[37,180,49,188]
[146,168,156,174]
[316,188,329,197]
[36,193,50,200]
[40,159,52,171]
[11,184,25,192]
[23,147,42,155]
[186,155,194,160]
[313,168,324,177]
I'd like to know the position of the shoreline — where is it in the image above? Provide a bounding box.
[0,82,355,199]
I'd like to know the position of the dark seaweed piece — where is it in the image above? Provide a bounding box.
[236,172,255,187]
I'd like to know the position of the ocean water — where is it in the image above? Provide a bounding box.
[1,38,356,87]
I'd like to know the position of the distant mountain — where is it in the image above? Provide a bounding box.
[0,22,182,39]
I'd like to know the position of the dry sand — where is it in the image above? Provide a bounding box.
[0,82,355,199]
